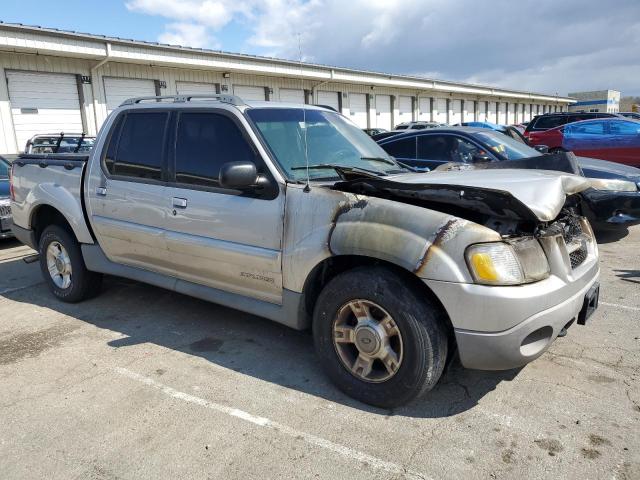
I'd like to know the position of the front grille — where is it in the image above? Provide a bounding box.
[569,246,588,269]
[0,204,11,218]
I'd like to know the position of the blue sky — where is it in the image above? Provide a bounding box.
[2,0,640,96]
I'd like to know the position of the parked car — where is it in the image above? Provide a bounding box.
[527,118,640,167]
[377,127,640,231]
[363,128,387,137]
[25,133,95,154]
[395,121,444,131]
[620,112,640,121]
[0,155,12,239]
[524,112,620,139]
[11,95,600,408]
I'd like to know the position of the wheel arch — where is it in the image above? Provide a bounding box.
[301,254,454,340]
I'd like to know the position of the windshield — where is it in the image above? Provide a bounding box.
[0,158,8,178]
[247,108,402,180]
[472,131,541,160]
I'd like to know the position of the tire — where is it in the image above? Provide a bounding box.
[313,266,448,408]
[38,225,103,303]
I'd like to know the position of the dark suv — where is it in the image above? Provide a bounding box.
[524,112,619,139]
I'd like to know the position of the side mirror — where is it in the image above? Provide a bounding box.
[534,145,549,154]
[472,153,492,163]
[219,161,262,189]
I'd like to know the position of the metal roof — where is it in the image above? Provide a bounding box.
[0,21,574,103]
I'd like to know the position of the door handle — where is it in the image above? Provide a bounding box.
[96,187,107,196]
[172,197,188,209]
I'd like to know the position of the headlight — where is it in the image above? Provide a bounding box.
[590,178,638,192]
[466,238,549,286]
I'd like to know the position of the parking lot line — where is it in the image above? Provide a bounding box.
[601,301,640,312]
[115,367,432,480]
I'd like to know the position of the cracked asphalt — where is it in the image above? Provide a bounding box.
[0,226,638,480]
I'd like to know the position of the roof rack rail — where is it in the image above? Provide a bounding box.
[120,94,246,107]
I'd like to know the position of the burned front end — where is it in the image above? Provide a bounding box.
[329,171,600,370]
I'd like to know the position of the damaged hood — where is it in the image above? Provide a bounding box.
[335,169,590,222]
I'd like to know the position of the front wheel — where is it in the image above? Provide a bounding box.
[38,225,102,303]
[313,266,448,408]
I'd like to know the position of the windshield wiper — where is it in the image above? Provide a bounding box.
[291,164,386,178]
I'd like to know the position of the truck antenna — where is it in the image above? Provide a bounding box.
[298,33,311,193]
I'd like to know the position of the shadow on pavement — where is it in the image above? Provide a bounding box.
[4,269,521,418]
[614,269,640,285]
[0,238,22,250]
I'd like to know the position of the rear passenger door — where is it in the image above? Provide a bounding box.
[164,109,285,304]
[87,110,172,272]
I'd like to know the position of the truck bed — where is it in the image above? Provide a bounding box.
[11,153,94,248]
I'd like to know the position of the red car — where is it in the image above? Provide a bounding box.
[527,118,640,167]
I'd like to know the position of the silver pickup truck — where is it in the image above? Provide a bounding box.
[10,95,600,407]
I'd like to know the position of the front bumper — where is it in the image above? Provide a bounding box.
[426,258,600,370]
[582,188,640,229]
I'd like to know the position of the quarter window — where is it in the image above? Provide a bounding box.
[175,112,256,188]
[104,112,168,180]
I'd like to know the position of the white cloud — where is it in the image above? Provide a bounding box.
[158,22,215,48]
[125,0,640,96]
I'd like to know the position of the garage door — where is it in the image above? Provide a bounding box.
[375,95,392,130]
[348,93,368,128]
[478,101,487,122]
[418,98,431,121]
[176,81,218,96]
[234,85,266,102]
[498,102,507,125]
[7,71,84,151]
[463,101,475,122]
[435,98,447,124]
[396,96,413,125]
[451,100,462,125]
[317,91,340,112]
[104,77,156,113]
[278,88,305,104]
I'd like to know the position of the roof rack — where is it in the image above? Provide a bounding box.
[120,94,246,107]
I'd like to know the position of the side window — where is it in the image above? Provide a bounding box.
[609,120,640,135]
[382,137,416,159]
[104,115,124,175]
[175,112,256,188]
[534,115,565,129]
[566,121,605,135]
[452,138,481,163]
[106,112,168,180]
[417,135,453,161]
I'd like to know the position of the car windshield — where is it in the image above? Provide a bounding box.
[0,158,8,178]
[472,131,541,160]
[247,108,402,180]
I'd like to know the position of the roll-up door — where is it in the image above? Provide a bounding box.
[349,93,368,128]
[375,95,392,130]
[488,102,496,123]
[463,101,475,122]
[435,98,447,123]
[176,81,218,96]
[498,102,507,125]
[104,77,156,113]
[317,91,340,112]
[7,71,84,151]
[418,98,431,121]
[233,85,267,102]
[397,95,413,125]
[278,88,305,104]
[451,100,462,125]
[478,101,487,122]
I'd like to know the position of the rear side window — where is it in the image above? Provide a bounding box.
[532,115,567,130]
[104,112,168,180]
[0,159,8,178]
[382,137,416,158]
[175,112,256,188]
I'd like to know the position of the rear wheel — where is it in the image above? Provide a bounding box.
[38,225,102,302]
[313,266,448,408]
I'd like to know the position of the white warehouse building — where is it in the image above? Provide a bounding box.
[0,22,574,153]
